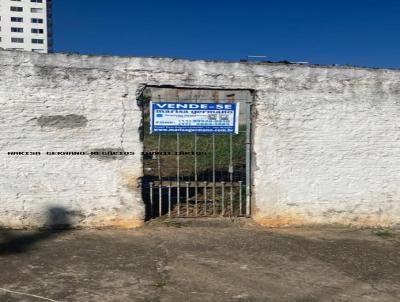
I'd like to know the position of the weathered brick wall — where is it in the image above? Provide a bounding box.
[1,50,399,228]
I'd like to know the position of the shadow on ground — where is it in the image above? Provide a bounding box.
[0,207,72,255]
[0,219,399,301]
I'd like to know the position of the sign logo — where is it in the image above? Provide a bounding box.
[150,102,239,134]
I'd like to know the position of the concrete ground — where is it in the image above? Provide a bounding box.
[0,219,399,302]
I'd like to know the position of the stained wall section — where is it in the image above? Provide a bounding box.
[1,50,399,228]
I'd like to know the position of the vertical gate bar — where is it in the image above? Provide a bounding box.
[168,184,172,217]
[149,182,153,218]
[239,181,243,216]
[194,96,199,217]
[221,181,225,216]
[157,134,162,217]
[157,134,162,182]
[186,182,190,217]
[177,133,180,217]
[212,134,216,215]
[159,186,162,217]
[229,133,234,216]
[194,134,198,216]
[245,100,252,217]
[203,182,207,216]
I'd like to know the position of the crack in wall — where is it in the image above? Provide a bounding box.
[120,99,127,149]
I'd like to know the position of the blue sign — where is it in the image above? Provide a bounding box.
[150,102,240,134]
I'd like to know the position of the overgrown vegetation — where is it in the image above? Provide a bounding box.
[142,94,246,182]
[374,229,395,238]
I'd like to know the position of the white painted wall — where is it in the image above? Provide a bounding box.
[252,69,400,227]
[1,50,399,228]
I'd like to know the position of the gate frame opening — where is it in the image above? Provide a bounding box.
[136,84,256,220]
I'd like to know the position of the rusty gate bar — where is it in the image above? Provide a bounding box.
[157,135,162,179]
[194,133,198,216]
[177,133,180,216]
[186,182,189,216]
[194,96,199,217]
[168,184,172,217]
[229,133,233,215]
[212,134,216,215]
[158,188,162,218]
[221,181,225,215]
[239,181,243,215]
[157,133,162,217]
[245,99,252,217]
[149,182,153,217]
[203,181,207,215]
[153,181,241,187]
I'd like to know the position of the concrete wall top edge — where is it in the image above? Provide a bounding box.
[1,49,399,77]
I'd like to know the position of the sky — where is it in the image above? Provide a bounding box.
[53,0,400,69]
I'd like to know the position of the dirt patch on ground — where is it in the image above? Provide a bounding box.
[0,219,399,302]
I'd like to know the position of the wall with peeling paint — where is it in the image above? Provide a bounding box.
[1,50,400,228]
[0,51,144,229]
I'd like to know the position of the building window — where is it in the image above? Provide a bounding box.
[32,38,44,44]
[31,28,44,34]
[11,27,24,33]
[31,8,43,13]
[10,7,23,12]
[31,18,44,24]
[31,0,43,3]
[11,37,24,43]
[11,17,23,22]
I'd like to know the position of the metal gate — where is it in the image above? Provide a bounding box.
[141,89,252,219]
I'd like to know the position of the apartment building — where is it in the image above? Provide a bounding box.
[0,0,52,53]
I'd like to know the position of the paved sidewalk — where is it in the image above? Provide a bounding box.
[0,219,399,302]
